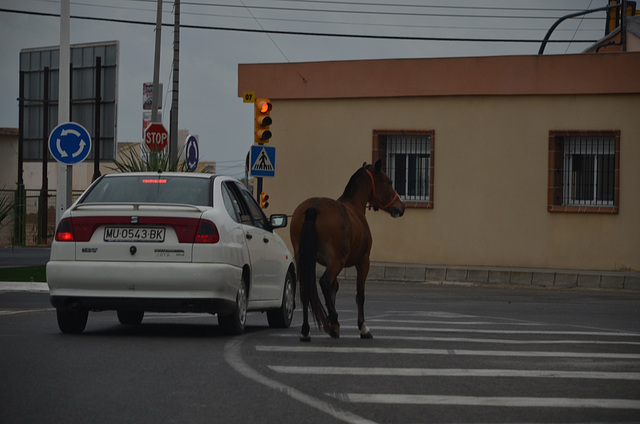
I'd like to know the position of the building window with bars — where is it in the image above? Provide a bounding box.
[548,131,619,214]
[372,130,434,209]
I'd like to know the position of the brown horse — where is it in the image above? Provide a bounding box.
[290,160,405,341]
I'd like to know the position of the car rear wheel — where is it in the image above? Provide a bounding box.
[117,310,145,325]
[267,270,295,328]
[56,309,88,334]
[218,277,247,335]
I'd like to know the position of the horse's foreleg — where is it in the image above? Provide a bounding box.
[356,261,373,339]
[319,270,340,338]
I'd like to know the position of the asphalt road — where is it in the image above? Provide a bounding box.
[1,281,639,424]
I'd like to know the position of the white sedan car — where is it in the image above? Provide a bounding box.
[47,172,296,335]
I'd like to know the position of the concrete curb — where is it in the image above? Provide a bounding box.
[0,282,49,293]
[335,263,640,291]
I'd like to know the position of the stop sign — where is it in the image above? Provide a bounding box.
[144,122,168,152]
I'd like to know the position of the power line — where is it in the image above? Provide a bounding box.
[0,8,600,44]
[157,0,602,20]
[23,1,606,35]
[268,0,593,13]
[38,0,605,22]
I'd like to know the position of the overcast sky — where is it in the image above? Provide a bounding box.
[0,0,608,178]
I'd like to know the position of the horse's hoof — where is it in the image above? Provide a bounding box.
[300,333,311,342]
[329,324,340,339]
[360,323,373,339]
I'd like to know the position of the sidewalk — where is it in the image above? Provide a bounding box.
[337,262,640,291]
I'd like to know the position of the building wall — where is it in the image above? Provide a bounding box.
[239,53,640,272]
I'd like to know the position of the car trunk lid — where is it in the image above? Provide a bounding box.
[67,204,206,263]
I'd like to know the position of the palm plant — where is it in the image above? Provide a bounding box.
[0,189,14,229]
[110,143,187,173]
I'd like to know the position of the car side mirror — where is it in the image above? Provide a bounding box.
[269,214,288,229]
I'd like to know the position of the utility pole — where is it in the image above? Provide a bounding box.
[170,0,180,166]
[621,0,628,52]
[151,0,162,124]
[56,0,72,226]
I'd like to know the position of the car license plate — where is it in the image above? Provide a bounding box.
[104,227,166,242]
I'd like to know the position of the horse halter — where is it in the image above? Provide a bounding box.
[365,169,399,211]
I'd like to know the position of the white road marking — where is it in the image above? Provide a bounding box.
[270,332,640,346]
[269,366,640,380]
[327,393,640,409]
[368,318,544,326]
[263,310,640,418]
[380,334,640,346]
[0,308,54,316]
[224,338,378,424]
[255,345,640,360]
[369,325,640,337]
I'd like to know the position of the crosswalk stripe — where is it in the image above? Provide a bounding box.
[327,393,640,409]
[256,345,640,360]
[368,319,545,326]
[369,325,640,337]
[0,308,54,316]
[269,366,640,380]
[271,332,640,346]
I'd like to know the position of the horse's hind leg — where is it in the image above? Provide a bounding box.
[300,300,311,342]
[319,268,341,338]
[356,260,373,339]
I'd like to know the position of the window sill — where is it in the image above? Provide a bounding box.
[547,205,618,214]
[403,201,433,209]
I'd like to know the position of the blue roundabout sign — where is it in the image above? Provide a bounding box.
[48,122,92,165]
[185,134,199,172]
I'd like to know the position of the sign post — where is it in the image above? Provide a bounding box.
[56,0,72,226]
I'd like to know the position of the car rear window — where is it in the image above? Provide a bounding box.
[80,175,213,206]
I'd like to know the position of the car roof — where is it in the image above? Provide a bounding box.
[100,172,219,180]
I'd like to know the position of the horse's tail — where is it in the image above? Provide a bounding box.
[297,207,330,332]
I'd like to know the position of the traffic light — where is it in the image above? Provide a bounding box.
[254,98,272,144]
[606,0,637,34]
[260,192,269,209]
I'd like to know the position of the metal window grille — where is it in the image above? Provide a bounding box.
[386,134,431,202]
[562,136,615,206]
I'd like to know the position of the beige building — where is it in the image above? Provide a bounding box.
[238,52,640,273]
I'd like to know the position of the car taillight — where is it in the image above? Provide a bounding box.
[195,220,219,244]
[55,218,74,242]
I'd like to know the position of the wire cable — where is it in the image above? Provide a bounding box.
[0,8,600,44]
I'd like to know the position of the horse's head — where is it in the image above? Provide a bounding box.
[365,160,406,218]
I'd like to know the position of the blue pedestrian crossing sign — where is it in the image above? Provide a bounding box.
[250,145,276,177]
[48,122,92,165]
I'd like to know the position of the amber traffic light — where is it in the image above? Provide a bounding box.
[259,192,269,209]
[254,98,272,144]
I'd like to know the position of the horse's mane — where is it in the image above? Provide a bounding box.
[339,165,370,201]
